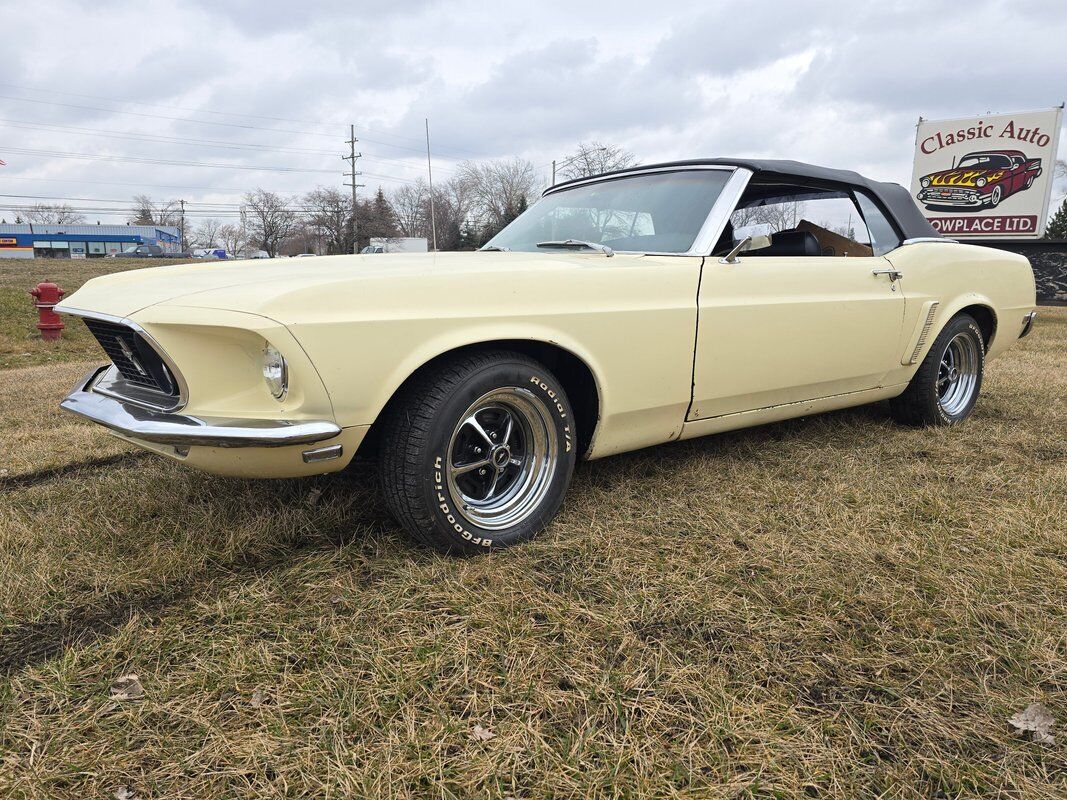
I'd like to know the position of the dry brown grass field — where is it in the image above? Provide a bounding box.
[0,257,1064,798]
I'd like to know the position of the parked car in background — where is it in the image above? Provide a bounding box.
[916,149,1043,210]
[109,244,191,259]
[362,237,428,254]
[193,248,230,259]
[56,159,1036,554]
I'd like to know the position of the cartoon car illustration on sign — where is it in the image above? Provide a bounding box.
[917,150,1042,210]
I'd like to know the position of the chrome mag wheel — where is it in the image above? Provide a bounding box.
[445,387,559,530]
[937,332,980,417]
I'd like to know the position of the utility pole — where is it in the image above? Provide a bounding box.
[425,118,438,252]
[343,124,364,254]
[178,198,186,252]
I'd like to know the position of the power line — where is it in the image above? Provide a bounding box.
[0,91,481,159]
[0,118,458,173]
[0,147,426,183]
[0,118,339,156]
[0,81,485,155]
[0,146,335,173]
[0,94,340,139]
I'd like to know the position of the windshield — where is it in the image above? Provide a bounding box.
[957,153,1013,170]
[485,169,733,254]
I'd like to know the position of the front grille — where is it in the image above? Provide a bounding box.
[930,188,976,200]
[82,317,177,396]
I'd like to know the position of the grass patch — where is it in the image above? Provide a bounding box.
[0,305,1064,797]
[0,258,185,369]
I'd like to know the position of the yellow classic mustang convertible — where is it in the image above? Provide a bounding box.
[58,159,1037,553]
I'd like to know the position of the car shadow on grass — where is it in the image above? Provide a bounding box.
[0,402,895,676]
[0,463,397,676]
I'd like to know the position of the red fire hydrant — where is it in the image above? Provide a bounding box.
[30,281,65,341]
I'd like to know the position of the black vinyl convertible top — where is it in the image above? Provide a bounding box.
[550,158,941,241]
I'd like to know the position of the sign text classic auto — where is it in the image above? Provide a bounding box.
[910,107,1063,239]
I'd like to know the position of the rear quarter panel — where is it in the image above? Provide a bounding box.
[883,242,1036,384]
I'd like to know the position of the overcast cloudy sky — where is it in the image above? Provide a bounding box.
[1,0,1064,223]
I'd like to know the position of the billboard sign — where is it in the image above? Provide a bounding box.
[911,107,1063,239]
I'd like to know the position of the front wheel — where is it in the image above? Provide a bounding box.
[890,313,985,426]
[379,351,577,554]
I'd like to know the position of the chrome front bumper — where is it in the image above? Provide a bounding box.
[61,366,341,448]
[917,188,987,207]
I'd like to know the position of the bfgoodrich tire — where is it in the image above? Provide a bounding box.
[890,313,985,426]
[379,350,577,554]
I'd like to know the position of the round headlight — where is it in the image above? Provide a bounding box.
[921,178,931,188]
[262,343,288,399]
[975,177,987,188]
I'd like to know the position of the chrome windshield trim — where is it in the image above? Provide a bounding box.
[55,304,189,412]
[541,164,738,197]
[691,167,752,257]
[534,165,749,258]
[61,367,340,448]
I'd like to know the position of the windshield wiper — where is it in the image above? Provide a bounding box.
[479,244,510,252]
[536,239,614,257]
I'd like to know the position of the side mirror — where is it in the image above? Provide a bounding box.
[718,234,771,264]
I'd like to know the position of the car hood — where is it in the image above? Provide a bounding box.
[923,167,1007,187]
[59,251,638,322]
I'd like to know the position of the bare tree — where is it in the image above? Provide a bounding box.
[191,218,224,249]
[556,141,637,182]
[391,180,429,237]
[1056,159,1066,179]
[21,203,86,224]
[242,189,298,257]
[732,201,802,233]
[218,222,248,258]
[129,194,181,226]
[303,187,353,254]
[458,157,540,237]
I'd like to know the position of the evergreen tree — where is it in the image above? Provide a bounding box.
[1045,198,1067,240]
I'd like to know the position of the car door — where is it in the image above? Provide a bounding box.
[689,184,907,420]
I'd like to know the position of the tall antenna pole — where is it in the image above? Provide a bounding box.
[343,124,363,254]
[425,117,438,252]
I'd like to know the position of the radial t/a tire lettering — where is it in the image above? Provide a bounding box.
[378,350,577,554]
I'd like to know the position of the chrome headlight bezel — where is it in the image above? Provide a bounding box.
[262,343,288,400]
[975,177,987,188]
[921,177,931,188]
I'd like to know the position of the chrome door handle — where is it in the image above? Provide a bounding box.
[872,268,903,281]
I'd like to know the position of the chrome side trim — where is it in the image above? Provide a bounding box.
[909,302,940,364]
[61,367,340,448]
[902,237,959,245]
[55,304,190,412]
[1019,311,1037,338]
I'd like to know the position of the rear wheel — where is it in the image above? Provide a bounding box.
[890,314,985,426]
[379,351,576,554]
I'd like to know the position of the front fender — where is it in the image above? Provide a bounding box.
[288,316,608,432]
